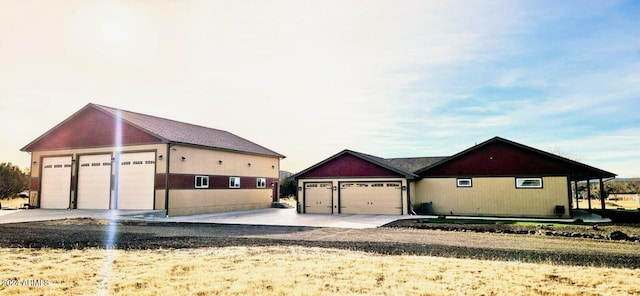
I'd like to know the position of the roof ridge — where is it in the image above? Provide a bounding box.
[90,103,229,133]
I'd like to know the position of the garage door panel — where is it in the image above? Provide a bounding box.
[304,182,333,214]
[40,156,72,209]
[340,182,402,215]
[116,152,155,210]
[77,154,112,209]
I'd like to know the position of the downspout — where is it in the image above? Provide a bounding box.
[164,143,173,217]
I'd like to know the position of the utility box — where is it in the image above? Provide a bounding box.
[419,202,433,215]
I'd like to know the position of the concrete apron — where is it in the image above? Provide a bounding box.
[0,209,165,225]
[0,208,610,228]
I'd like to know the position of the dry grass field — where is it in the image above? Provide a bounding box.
[1,246,639,296]
[574,198,640,210]
[0,197,28,209]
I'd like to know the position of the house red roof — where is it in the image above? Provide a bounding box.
[293,137,615,182]
[21,103,285,158]
[292,150,421,179]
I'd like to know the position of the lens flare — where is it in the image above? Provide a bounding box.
[98,109,123,294]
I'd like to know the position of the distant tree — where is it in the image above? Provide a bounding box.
[605,182,626,199]
[547,146,583,162]
[0,163,28,199]
[626,179,640,194]
[279,175,297,199]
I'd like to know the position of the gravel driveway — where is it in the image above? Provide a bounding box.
[1,219,639,268]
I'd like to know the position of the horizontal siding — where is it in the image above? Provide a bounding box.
[414,176,570,218]
[157,174,277,190]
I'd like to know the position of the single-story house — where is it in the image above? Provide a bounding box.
[293,137,616,218]
[21,103,285,216]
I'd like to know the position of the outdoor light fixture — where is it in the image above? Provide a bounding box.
[181,156,186,161]
[158,155,163,160]
[248,163,251,167]
[218,160,223,164]
[298,186,302,191]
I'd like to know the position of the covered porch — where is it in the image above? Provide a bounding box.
[567,164,617,215]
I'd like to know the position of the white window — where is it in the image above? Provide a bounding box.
[457,178,472,187]
[229,177,241,188]
[195,176,209,188]
[257,178,266,188]
[516,177,543,188]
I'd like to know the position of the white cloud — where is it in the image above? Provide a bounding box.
[1,0,638,178]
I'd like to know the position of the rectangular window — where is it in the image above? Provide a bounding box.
[195,176,209,188]
[257,178,266,188]
[516,177,543,189]
[229,177,241,188]
[457,178,472,187]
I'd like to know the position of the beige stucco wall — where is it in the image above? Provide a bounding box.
[297,177,409,215]
[169,189,272,216]
[167,144,280,216]
[414,176,571,218]
[168,145,279,177]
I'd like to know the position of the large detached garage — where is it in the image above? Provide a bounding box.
[21,103,284,216]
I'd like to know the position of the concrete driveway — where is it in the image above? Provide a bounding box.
[0,208,404,229]
[0,207,609,228]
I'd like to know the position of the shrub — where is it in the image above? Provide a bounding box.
[0,162,28,199]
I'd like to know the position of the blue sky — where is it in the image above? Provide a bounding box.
[1,0,638,177]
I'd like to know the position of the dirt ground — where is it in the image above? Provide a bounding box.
[0,218,639,269]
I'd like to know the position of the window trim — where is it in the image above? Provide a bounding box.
[457,178,472,188]
[257,178,266,188]
[195,175,209,189]
[515,177,543,189]
[229,177,241,189]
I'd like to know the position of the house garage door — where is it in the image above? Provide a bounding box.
[304,182,333,214]
[339,182,403,215]
[40,156,72,209]
[116,152,155,210]
[77,154,112,209]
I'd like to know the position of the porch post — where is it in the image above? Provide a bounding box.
[587,180,592,210]
[599,178,606,213]
[574,180,580,209]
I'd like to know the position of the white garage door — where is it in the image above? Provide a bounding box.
[116,152,155,210]
[77,154,112,209]
[339,182,403,215]
[304,182,333,214]
[40,156,72,209]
